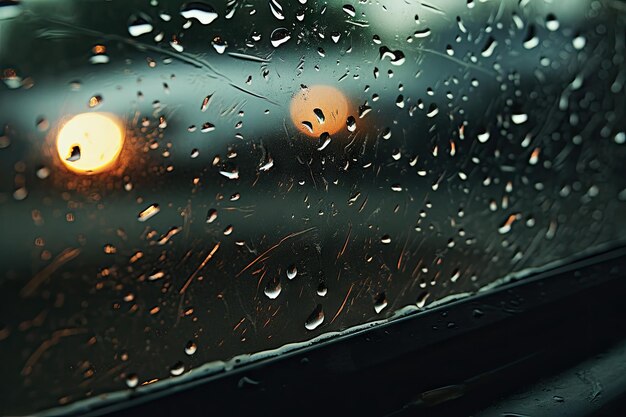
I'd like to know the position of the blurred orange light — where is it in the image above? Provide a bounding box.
[56,113,124,174]
[289,85,349,137]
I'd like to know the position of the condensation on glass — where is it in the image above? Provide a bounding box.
[0,0,625,414]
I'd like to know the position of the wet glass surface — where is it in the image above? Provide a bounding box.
[0,0,625,414]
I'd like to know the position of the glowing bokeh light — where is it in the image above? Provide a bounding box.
[289,85,349,137]
[56,113,124,174]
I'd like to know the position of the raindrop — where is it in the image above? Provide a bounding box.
[304,305,324,331]
[66,146,81,162]
[316,282,328,297]
[481,36,497,58]
[185,341,197,355]
[88,95,102,108]
[511,113,528,125]
[342,4,356,17]
[128,13,153,37]
[301,121,313,133]
[180,2,218,25]
[36,166,50,179]
[219,168,239,180]
[313,108,325,124]
[125,374,139,388]
[170,362,185,376]
[270,28,291,47]
[206,208,218,223]
[264,279,282,299]
[138,204,160,222]
[379,46,405,66]
[572,34,586,50]
[0,0,22,20]
[148,271,165,281]
[477,130,490,143]
[317,132,331,151]
[381,235,391,244]
[414,28,431,38]
[269,0,284,20]
[200,94,213,111]
[212,36,227,54]
[346,115,356,132]
[358,104,372,118]
[374,293,388,314]
[546,14,559,31]
[416,291,430,308]
[287,265,298,280]
[426,103,439,118]
[201,122,215,132]
[523,25,539,49]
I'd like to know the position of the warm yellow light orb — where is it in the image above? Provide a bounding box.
[56,113,124,174]
[290,85,349,137]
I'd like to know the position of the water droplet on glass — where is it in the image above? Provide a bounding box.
[358,104,372,118]
[206,208,218,223]
[170,362,185,376]
[0,0,22,20]
[270,28,291,47]
[201,94,213,112]
[395,95,405,108]
[138,204,160,222]
[523,25,539,49]
[66,146,81,162]
[481,36,497,57]
[148,271,165,281]
[286,265,297,280]
[417,291,430,308]
[379,46,406,66]
[305,305,324,331]
[342,4,356,17]
[88,95,102,108]
[316,282,328,297]
[414,28,431,38]
[511,113,528,125]
[317,132,332,151]
[264,279,282,299]
[219,168,239,180]
[125,374,138,388]
[180,2,218,24]
[128,13,153,37]
[572,34,586,50]
[546,14,559,31]
[269,0,285,20]
[374,293,388,314]
[477,130,490,143]
[313,108,325,124]
[346,115,356,132]
[426,103,439,118]
[185,341,197,355]
[212,36,227,54]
